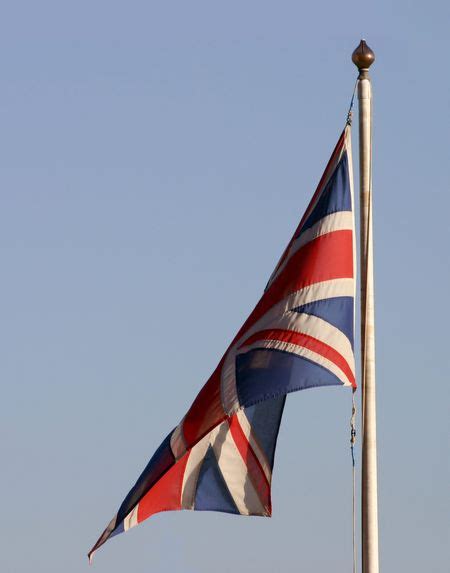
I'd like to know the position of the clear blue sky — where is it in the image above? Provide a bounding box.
[1,2,448,572]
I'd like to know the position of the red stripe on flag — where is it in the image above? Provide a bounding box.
[228,415,272,515]
[240,328,355,387]
[137,451,190,522]
[234,230,354,344]
[183,363,227,448]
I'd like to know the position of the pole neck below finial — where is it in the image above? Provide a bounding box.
[358,68,370,80]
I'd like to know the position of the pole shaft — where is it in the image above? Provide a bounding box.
[358,75,379,573]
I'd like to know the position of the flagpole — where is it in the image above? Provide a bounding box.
[352,40,379,573]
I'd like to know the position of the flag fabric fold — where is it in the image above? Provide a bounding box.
[89,126,355,561]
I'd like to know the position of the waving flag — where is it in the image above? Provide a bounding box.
[88,126,356,561]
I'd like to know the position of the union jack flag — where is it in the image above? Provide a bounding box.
[88,126,356,561]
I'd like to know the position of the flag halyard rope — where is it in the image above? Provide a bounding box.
[351,388,357,573]
[346,79,359,127]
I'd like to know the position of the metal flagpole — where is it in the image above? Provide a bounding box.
[352,40,379,573]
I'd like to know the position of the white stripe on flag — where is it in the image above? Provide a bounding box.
[238,338,353,387]
[221,278,355,414]
[123,504,139,532]
[261,311,355,377]
[180,420,267,515]
[235,410,272,484]
[212,422,266,516]
[181,430,212,510]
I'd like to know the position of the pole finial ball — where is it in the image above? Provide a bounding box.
[352,40,375,70]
